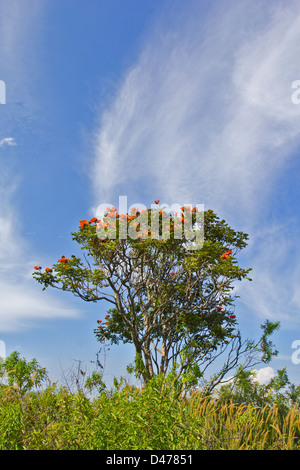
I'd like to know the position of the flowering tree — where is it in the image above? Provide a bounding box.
[33,203,276,390]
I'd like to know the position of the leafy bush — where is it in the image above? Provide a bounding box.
[0,371,299,450]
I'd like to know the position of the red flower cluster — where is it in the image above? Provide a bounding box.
[33,266,42,271]
[79,220,89,230]
[229,314,236,319]
[220,249,232,260]
[97,314,112,341]
[79,217,99,230]
[154,200,160,204]
[45,267,52,273]
[58,256,69,263]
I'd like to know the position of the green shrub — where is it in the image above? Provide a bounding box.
[0,374,299,450]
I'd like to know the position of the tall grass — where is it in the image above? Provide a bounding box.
[0,378,299,450]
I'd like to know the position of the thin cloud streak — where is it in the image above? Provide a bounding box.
[0,0,82,332]
[237,220,300,327]
[0,183,83,332]
[0,137,16,147]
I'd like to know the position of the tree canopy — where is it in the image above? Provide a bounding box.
[33,203,278,391]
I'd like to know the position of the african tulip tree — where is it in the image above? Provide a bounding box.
[33,204,254,388]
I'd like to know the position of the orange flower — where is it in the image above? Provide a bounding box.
[89,217,98,224]
[45,267,52,273]
[79,220,88,229]
[221,250,231,260]
[58,256,69,263]
[33,266,40,270]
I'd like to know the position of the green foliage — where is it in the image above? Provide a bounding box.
[85,371,106,395]
[0,351,48,396]
[0,351,299,450]
[0,373,299,450]
[219,365,300,417]
[260,320,280,363]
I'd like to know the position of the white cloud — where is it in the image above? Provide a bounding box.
[0,195,83,331]
[0,168,82,331]
[0,1,81,332]
[0,135,80,333]
[0,137,16,147]
[236,219,300,327]
[253,367,276,385]
[0,281,81,332]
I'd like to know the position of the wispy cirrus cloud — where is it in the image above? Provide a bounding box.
[92,0,300,218]
[0,175,82,332]
[0,137,17,147]
[91,0,300,327]
[0,0,82,332]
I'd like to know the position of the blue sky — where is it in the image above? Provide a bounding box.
[1,0,300,391]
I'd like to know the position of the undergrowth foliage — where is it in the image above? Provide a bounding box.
[0,362,300,450]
